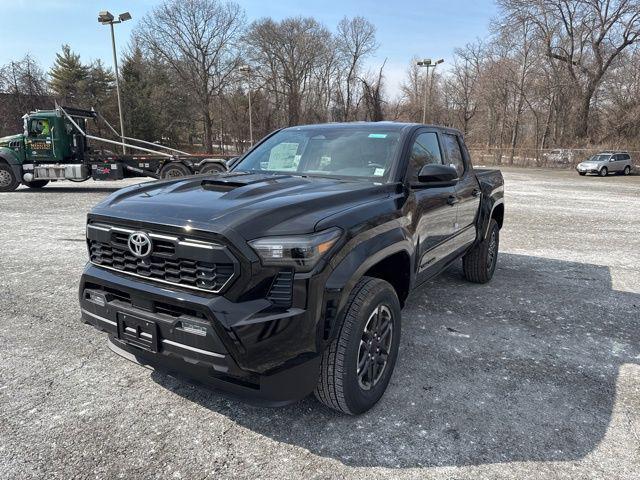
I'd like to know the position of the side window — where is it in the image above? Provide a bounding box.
[442,133,465,175]
[408,132,442,182]
[29,118,50,137]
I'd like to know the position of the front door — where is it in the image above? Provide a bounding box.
[404,129,459,282]
[25,117,53,162]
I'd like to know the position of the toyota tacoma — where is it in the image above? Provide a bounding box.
[79,122,504,414]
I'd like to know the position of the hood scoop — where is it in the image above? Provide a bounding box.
[201,173,294,192]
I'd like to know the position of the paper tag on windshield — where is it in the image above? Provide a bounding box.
[373,168,385,176]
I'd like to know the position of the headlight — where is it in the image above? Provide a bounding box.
[249,228,342,272]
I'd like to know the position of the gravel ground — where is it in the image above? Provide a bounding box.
[1,168,639,479]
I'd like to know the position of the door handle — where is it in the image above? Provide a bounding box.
[447,195,459,206]
[472,188,480,197]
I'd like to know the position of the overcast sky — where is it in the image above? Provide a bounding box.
[0,0,498,97]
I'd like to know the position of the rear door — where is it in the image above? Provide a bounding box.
[404,129,459,281]
[442,132,479,247]
[615,154,630,171]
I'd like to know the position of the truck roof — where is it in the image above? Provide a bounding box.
[284,121,464,136]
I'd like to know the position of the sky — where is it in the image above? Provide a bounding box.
[0,0,498,97]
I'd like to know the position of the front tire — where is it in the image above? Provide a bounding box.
[315,276,401,415]
[578,172,586,176]
[599,167,608,177]
[23,179,49,189]
[463,218,500,283]
[0,163,20,192]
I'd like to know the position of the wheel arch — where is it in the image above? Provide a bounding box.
[321,228,414,342]
[0,151,22,181]
[482,199,504,239]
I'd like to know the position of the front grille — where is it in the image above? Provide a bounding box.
[87,223,238,293]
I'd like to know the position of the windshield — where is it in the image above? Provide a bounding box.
[232,127,402,181]
[588,154,611,162]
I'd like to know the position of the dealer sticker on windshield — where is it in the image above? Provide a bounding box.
[368,133,387,138]
[373,168,385,176]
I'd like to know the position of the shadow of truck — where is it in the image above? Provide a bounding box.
[150,252,639,468]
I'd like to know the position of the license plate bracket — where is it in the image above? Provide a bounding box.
[117,313,159,353]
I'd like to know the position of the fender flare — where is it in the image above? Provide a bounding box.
[0,151,22,181]
[483,198,505,239]
[320,226,414,340]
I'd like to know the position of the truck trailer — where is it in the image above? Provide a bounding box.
[0,104,231,192]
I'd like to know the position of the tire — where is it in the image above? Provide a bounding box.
[599,167,608,177]
[160,162,192,179]
[315,276,401,415]
[578,172,586,176]
[623,166,631,176]
[0,163,20,192]
[23,179,49,189]
[198,162,226,175]
[463,218,499,284]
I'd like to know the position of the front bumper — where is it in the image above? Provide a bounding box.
[576,166,599,174]
[79,264,322,404]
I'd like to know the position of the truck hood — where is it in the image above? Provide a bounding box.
[0,133,23,145]
[91,172,393,238]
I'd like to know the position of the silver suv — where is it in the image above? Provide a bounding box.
[576,151,633,176]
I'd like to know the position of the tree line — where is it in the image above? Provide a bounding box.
[1,0,639,158]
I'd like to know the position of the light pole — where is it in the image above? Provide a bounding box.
[238,65,253,148]
[98,11,131,154]
[416,58,444,124]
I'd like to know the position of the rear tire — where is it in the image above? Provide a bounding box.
[315,276,401,415]
[463,219,499,284]
[23,179,49,189]
[0,163,20,192]
[623,166,631,176]
[599,167,608,177]
[199,162,226,175]
[160,162,192,179]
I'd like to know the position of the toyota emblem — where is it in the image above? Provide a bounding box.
[128,232,153,258]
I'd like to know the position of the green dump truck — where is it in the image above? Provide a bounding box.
[0,105,230,192]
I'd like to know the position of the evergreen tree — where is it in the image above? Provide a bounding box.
[85,59,115,106]
[48,44,90,103]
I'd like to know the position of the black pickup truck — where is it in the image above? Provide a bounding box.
[80,122,504,414]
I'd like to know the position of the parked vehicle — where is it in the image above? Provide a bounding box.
[79,122,505,414]
[576,151,633,176]
[0,105,230,192]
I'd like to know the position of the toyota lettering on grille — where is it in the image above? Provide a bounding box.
[128,232,152,258]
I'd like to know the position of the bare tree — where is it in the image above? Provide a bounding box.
[246,17,332,126]
[500,0,640,140]
[446,41,484,134]
[335,16,378,121]
[136,0,246,153]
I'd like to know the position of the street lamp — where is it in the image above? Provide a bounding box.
[238,64,253,147]
[98,11,132,154]
[416,58,444,124]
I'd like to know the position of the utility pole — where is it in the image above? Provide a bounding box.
[98,11,132,154]
[416,58,444,124]
[238,65,254,148]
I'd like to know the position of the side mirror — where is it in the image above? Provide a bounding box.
[415,164,459,187]
[610,158,616,162]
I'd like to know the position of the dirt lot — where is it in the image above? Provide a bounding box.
[1,168,639,479]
